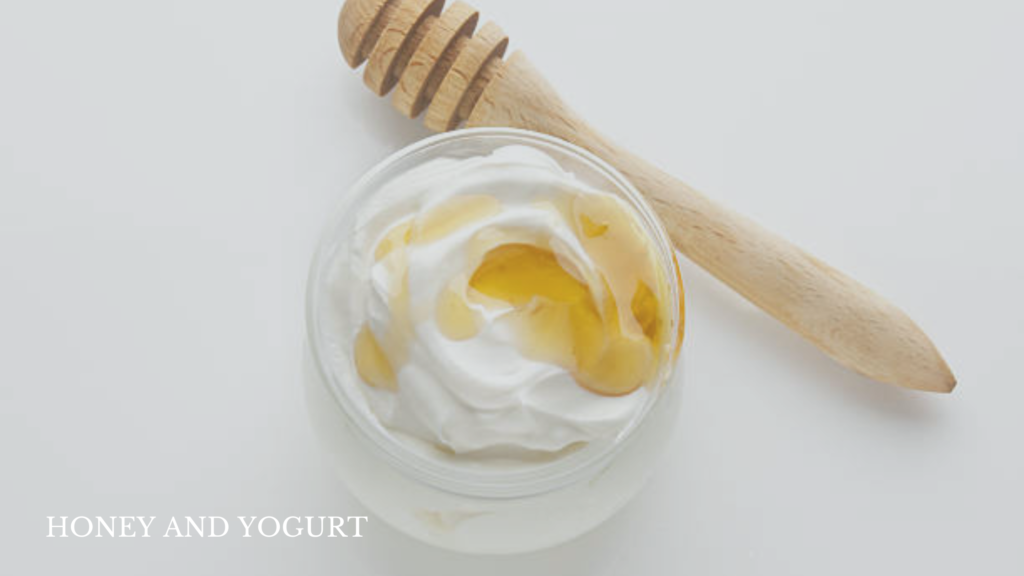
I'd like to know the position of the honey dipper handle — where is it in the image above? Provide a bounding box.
[469,52,955,392]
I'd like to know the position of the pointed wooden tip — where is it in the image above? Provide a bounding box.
[905,352,957,394]
[841,305,957,394]
[897,361,956,394]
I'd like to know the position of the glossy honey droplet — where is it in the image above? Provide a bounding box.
[467,207,670,397]
[579,213,609,238]
[469,243,592,306]
[354,325,397,391]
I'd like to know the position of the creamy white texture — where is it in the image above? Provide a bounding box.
[338,146,652,455]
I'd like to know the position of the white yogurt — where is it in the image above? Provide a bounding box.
[328,146,658,457]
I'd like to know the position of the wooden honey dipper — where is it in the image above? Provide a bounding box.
[337,0,956,392]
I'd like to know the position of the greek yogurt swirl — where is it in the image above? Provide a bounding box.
[330,146,678,456]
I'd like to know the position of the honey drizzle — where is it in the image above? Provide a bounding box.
[354,190,680,397]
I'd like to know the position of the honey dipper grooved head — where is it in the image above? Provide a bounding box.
[338,0,509,130]
[337,0,389,68]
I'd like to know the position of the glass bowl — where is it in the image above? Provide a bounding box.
[304,127,685,554]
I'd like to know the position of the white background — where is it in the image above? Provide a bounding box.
[2,0,1022,573]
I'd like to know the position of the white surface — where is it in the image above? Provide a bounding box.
[1,0,1021,573]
